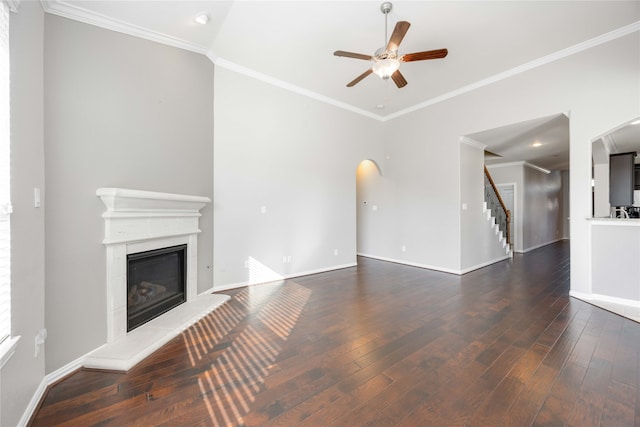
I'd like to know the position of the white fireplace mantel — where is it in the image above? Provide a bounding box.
[96,187,212,244]
[87,188,228,371]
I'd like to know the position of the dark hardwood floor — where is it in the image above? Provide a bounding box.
[30,241,640,426]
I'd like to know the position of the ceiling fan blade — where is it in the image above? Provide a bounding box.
[347,69,373,87]
[387,21,411,52]
[390,70,407,88]
[334,50,374,61]
[401,49,448,62]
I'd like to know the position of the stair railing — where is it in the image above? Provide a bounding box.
[484,166,511,247]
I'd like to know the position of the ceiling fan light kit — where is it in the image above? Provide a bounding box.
[372,58,400,80]
[334,2,448,88]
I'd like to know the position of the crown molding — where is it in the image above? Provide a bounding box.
[383,20,640,122]
[36,1,640,123]
[5,0,19,13]
[208,52,385,122]
[486,161,526,170]
[487,161,550,174]
[40,0,209,55]
[524,162,551,174]
[459,136,487,151]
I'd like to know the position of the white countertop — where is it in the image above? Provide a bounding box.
[590,217,640,226]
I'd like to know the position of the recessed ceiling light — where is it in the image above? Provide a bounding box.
[532,142,542,147]
[376,104,385,110]
[194,12,209,25]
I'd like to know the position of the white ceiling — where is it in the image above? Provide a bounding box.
[472,113,570,171]
[41,0,640,170]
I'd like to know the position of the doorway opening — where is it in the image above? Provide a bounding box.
[356,159,383,255]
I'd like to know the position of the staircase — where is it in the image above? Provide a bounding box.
[483,201,512,257]
[484,166,513,257]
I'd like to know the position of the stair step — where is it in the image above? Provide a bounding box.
[486,209,511,256]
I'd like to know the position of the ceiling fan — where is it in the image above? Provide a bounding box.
[334,2,448,88]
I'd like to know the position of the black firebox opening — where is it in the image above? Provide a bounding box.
[127,244,187,332]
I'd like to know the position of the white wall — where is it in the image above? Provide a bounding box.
[2,3,46,426]
[213,67,384,288]
[43,15,215,373]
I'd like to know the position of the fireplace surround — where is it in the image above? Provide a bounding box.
[88,188,229,371]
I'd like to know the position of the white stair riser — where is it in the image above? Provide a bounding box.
[485,211,512,258]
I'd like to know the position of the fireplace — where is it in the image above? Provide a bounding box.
[91,188,229,371]
[96,187,212,343]
[127,244,187,331]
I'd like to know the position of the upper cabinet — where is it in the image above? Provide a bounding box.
[609,152,636,207]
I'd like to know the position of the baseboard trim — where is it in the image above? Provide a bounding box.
[18,355,85,426]
[212,262,358,292]
[570,290,640,308]
[18,292,232,425]
[459,254,512,275]
[291,262,357,279]
[357,253,461,275]
[517,238,565,254]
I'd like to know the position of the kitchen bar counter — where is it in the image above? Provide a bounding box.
[586,219,640,307]
[590,217,640,225]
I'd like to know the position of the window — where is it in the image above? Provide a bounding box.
[0,0,12,350]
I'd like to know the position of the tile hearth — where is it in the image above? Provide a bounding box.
[84,292,228,371]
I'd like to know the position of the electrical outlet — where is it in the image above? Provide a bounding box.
[34,328,47,357]
[34,188,41,208]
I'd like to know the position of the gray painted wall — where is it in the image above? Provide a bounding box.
[44,15,214,373]
[450,33,638,272]
[372,101,463,272]
[2,5,638,424]
[460,143,509,268]
[2,3,46,426]
[213,66,384,288]
[523,167,563,250]
[489,164,564,253]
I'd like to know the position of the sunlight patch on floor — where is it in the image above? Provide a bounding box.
[182,281,312,427]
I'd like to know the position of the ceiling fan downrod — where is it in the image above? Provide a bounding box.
[381,2,393,47]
